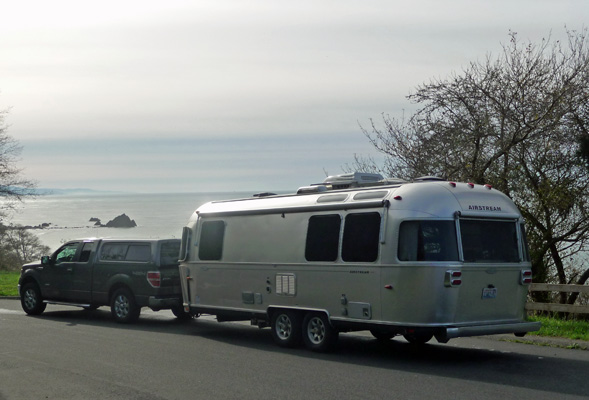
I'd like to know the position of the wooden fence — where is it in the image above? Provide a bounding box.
[526,283,589,314]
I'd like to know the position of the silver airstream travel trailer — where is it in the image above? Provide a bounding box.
[179,173,540,351]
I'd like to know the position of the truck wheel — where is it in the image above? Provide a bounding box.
[110,288,140,323]
[270,310,302,348]
[302,313,338,352]
[171,306,193,321]
[403,331,433,345]
[20,282,47,315]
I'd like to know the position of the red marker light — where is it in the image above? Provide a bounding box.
[520,270,533,285]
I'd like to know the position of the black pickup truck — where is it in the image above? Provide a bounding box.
[18,238,189,323]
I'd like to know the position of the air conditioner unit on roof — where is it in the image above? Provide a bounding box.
[323,172,384,186]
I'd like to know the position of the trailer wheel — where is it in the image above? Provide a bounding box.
[403,331,433,345]
[270,310,302,348]
[302,313,338,352]
[370,329,395,341]
[21,282,47,315]
[110,288,140,323]
[171,306,193,321]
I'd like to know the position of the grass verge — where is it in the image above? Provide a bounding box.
[0,271,19,297]
[527,315,589,341]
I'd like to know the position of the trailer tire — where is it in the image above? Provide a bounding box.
[403,331,433,345]
[171,306,193,321]
[270,310,302,348]
[21,282,47,315]
[302,312,338,352]
[370,329,395,341]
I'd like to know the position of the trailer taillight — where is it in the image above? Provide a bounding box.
[520,270,532,285]
[444,270,462,287]
[147,271,161,288]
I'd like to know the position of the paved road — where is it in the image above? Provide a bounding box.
[0,298,587,400]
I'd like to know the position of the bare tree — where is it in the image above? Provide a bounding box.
[356,29,589,303]
[0,107,36,223]
[0,225,50,270]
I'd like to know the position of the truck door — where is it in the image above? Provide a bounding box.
[43,241,81,301]
[68,241,96,303]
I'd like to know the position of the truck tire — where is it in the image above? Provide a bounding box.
[270,310,302,348]
[110,288,140,323]
[302,312,338,352]
[20,282,47,315]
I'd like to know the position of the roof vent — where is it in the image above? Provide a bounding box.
[297,185,329,195]
[252,192,277,198]
[415,176,445,182]
[322,172,384,189]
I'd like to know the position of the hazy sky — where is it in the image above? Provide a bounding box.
[1,1,587,193]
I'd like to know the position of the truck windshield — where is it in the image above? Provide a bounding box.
[460,219,520,263]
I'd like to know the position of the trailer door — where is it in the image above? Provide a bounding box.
[454,218,531,322]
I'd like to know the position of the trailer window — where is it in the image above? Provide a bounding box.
[398,221,458,261]
[306,214,341,261]
[199,220,225,260]
[342,212,381,262]
[460,220,519,263]
[520,223,531,262]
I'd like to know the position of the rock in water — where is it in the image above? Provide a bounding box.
[104,214,137,228]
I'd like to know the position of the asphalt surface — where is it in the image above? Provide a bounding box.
[1,298,588,400]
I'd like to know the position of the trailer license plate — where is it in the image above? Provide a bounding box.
[482,287,497,299]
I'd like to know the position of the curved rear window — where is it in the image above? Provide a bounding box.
[460,220,519,263]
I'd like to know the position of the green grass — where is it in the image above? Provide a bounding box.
[0,271,19,297]
[527,315,589,341]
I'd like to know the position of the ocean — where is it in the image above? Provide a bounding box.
[6,191,255,251]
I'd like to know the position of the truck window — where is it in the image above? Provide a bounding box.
[460,219,520,263]
[160,241,181,266]
[99,244,127,261]
[398,221,458,261]
[79,242,95,262]
[54,242,80,264]
[305,214,341,261]
[199,220,225,260]
[342,212,381,262]
[126,245,151,262]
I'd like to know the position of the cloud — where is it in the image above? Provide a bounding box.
[1,0,587,191]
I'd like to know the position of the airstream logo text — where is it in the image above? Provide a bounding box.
[468,205,502,212]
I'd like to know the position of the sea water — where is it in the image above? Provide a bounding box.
[6,191,254,251]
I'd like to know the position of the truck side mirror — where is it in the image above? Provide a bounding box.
[41,256,51,265]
